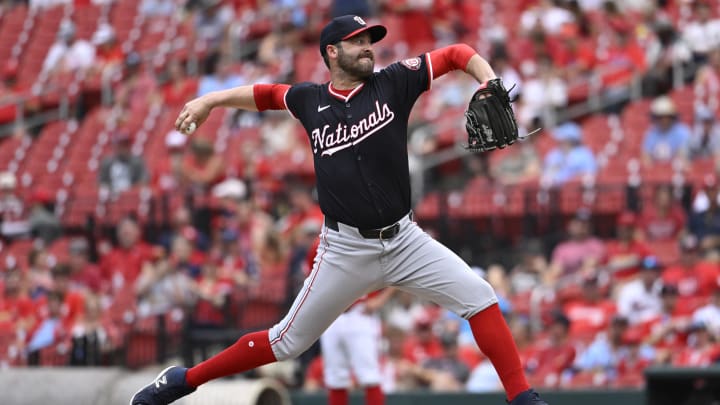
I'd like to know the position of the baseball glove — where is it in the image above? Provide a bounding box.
[464,78,519,152]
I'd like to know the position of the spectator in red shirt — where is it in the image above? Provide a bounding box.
[639,184,686,242]
[605,212,653,280]
[191,262,232,327]
[615,328,654,385]
[0,267,36,335]
[643,284,693,362]
[50,264,86,329]
[402,315,445,365]
[162,58,198,107]
[99,217,154,292]
[662,234,719,297]
[67,238,103,294]
[278,181,324,245]
[672,322,720,367]
[88,23,124,87]
[563,275,617,342]
[531,311,576,382]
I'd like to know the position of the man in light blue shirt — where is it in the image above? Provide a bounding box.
[642,96,690,165]
[542,121,597,185]
[197,55,246,96]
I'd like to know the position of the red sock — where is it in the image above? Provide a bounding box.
[328,388,348,405]
[185,330,277,387]
[364,385,384,405]
[469,304,530,401]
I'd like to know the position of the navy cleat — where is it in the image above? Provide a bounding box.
[131,366,197,405]
[508,389,549,405]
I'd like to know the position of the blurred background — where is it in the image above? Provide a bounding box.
[0,0,720,404]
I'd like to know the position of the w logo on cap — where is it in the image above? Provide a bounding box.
[354,16,366,25]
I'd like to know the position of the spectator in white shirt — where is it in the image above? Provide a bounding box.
[682,1,720,64]
[692,289,720,340]
[41,20,95,78]
[617,256,664,325]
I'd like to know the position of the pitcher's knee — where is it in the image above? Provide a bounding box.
[270,335,315,361]
[464,276,499,317]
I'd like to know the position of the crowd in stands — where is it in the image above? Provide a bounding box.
[1,0,720,394]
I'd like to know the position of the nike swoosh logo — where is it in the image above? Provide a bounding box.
[317,105,331,112]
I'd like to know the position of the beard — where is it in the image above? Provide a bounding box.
[337,46,374,79]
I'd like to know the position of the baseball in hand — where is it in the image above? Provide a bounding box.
[184,122,197,135]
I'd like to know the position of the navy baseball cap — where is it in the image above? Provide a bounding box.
[319,15,387,56]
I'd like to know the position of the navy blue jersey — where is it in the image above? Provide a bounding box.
[285,54,432,229]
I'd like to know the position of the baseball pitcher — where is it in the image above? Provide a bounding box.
[132,14,546,405]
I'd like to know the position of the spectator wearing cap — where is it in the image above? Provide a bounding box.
[549,209,606,281]
[642,96,691,166]
[605,211,653,280]
[153,130,188,194]
[639,184,687,242]
[0,171,29,240]
[541,121,597,186]
[98,131,150,195]
[662,234,720,297]
[689,105,720,160]
[563,274,617,342]
[90,23,123,76]
[693,288,720,340]
[41,19,95,78]
[402,313,445,366]
[617,256,664,325]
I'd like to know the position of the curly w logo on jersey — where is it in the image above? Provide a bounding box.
[310,101,395,156]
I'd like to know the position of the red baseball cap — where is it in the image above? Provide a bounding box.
[319,15,386,56]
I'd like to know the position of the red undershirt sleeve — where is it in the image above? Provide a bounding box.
[428,44,477,79]
[253,84,291,111]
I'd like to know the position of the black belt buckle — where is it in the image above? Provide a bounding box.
[360,223,400,240]
[378,223,400,240]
